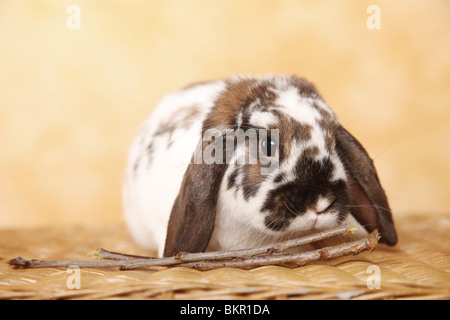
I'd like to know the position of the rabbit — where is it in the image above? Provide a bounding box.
[122,75,397,257]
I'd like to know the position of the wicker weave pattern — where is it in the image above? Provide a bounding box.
[1,215,449,299]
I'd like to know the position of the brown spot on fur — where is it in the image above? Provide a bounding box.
[274,172,286,184]
[317,119,337,154]
[270,110,313,163]
[313,101,333,120]
[227,166,239,190]
[290,76,322,99]
[323,131,336,153]
[154,104,201,139]
[180,104,202,127]
[147,104,201,165]
[242,163,267,200]
[203,77,281,131]
[203,78,258,130]
[302,146,320,158]
[309,101,337,153]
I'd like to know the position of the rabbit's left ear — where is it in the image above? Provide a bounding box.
[335,125,398,246]
[163,139,228,257]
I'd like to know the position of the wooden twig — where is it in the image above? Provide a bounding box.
[173,230,380,271]
[8,227,378,271]
[120,226,356,269]
[94,248,155,261]
[8,257,131,269]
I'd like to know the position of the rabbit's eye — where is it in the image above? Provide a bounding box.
[260,136,277,157]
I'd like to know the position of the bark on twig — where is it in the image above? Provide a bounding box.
[174,230,380,271]
[94,248,155,260]
[8,227,379,271]
[119,226,356,269]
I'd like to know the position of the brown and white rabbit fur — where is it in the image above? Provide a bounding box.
[123,75,397,257]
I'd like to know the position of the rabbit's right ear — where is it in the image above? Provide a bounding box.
[163,137,228,257]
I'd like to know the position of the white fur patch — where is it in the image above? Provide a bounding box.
[276,88,322,125]
[249,111,279,127]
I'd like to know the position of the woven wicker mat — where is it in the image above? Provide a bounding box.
[1,214,449,300]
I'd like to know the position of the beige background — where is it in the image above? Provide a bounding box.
[0,0,449,229]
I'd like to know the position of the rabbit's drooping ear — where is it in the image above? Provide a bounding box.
[163,140,227,257]
[335,125,398,246]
